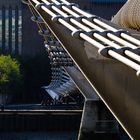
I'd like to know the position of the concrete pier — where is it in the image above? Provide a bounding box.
[0,110,82,140]
[0,110,82,131]
[78,100,119,140]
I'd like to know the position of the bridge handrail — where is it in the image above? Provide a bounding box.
[26,0,140,76]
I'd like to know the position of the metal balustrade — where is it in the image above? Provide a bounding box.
[26,0,140,76]
[28,5,77,99]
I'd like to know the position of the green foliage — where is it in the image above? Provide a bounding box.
[0,55,22,94]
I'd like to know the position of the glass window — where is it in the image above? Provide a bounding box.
[0,7,22,55]
[18,10,22,55]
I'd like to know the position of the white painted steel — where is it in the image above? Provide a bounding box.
[30,0,140,73]
[60,0,93,17]
[41,6,56,17]
[31,0,56,17]
[60,0,140,46]
[107,33,137,49]
[58,18,77,31]
[94,18,140,45]
[121,33,140,46]
[70,19,91,31]
[62,6,79,17]
[94,18,117,31]
[81,19,103,32]
[54,0,140,62]
[41,0,91,31]
[59,1,137,48]
[80,33,104,49]
[60,0,139,49]
[80,33,140,72]
[31,0,40,5]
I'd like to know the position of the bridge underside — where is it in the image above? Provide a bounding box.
[20,0,140,139]
[33,5,140,140]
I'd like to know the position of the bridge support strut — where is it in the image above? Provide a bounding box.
[78,100,119,140]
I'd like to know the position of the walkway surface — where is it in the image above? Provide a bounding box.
[1,103,83,110]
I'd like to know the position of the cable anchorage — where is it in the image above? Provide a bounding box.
[51,15,98,23]
[31,16,44,23]
[35,3,60,10]
[35,3,46,10]
[61,3,79,9]
[38,29,51,36]
[21,0,30,5]
[44,40,60,46]
[114,29,131,37]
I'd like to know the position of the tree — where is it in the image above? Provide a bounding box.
[0,55,22,95]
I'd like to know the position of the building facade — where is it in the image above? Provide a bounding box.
[0,0,44,58]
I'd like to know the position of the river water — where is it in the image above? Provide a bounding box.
[0,131,78,140]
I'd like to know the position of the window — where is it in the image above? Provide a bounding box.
[0,6,22,55]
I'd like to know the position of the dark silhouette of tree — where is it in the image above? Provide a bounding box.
[0,55,22,95]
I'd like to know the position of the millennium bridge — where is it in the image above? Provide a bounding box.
[0,0,140,140]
